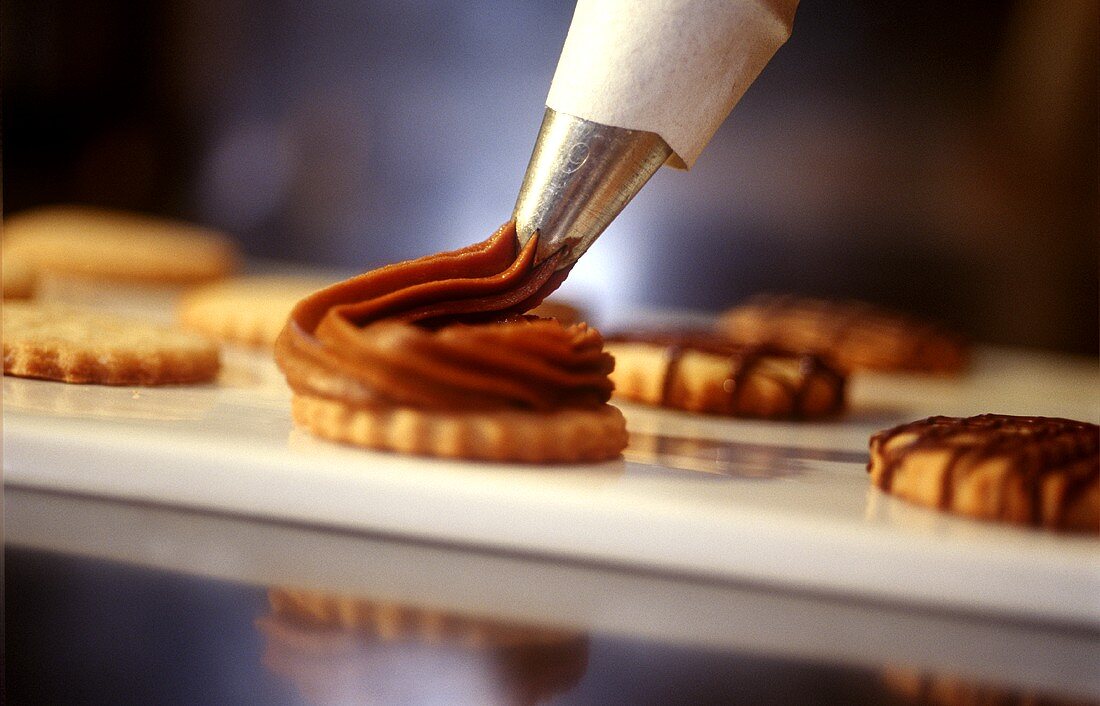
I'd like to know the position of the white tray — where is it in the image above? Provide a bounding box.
[4,342,1099,627]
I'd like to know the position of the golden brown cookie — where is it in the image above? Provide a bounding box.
[178,275,332,347]
[868,414,1099,532]
[719,294,969,374]
[605,331,846,419]
[4,205,238,286]
[291,393,628,462]
[3,302,220,385]
[5,206,240,319]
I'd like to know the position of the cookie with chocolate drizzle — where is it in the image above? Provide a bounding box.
[719,294,969,374]
[604,331,846,419]
[274,221,627,462]
[868,414,1099,532]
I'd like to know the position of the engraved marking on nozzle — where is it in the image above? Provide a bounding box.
[513,108,672,269]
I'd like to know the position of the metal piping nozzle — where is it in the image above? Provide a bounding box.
[513,108,672,269]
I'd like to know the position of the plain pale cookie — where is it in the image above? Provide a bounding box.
[719,294,969,374]
[291,394,628,463]
[868,414,1098,532]
[4,205,238,285]
[3,302,220,385]
[179,276,332,347]
[606,332,846,419]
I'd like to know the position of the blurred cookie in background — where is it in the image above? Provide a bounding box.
[4,205,239,319]
[178,275,333,348]
[719,294,969,375]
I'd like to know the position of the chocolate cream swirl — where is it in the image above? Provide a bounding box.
[274,222,614,412]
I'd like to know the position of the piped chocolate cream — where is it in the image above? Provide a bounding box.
[274,221,614,413]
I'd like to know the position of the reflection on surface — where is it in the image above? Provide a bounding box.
[882,667,1098,706]
[862,485,1032,540]
[8,546,1097,705]
[625,430,867,479]
[1,375,218,422]
[864,484,955,533]
[257,588,589,705]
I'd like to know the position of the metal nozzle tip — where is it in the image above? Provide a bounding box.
[513,108,672,269]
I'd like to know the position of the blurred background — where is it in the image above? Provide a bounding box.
[3,0,1097,354]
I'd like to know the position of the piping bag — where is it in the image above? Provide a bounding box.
[513,0,799,269]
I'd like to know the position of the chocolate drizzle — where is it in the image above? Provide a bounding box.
[724,349,766,415]
[659,344,685,407]
[869,414,1099,530]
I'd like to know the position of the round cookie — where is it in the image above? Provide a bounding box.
[719,294,969,374]
[868,414,1099,532]
[4,205,238,285]
[3,302,220,385]
[605,331,846,419]
[179,275,333,347]
[291,394,628,463]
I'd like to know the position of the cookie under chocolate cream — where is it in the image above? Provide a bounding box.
[604,330,846,419]
[868,414,1099,533]
[274,221,627,462]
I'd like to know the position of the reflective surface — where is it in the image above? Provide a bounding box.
[8,345,1099,627]
[6,488,1099,705]
[1,549,843,704]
